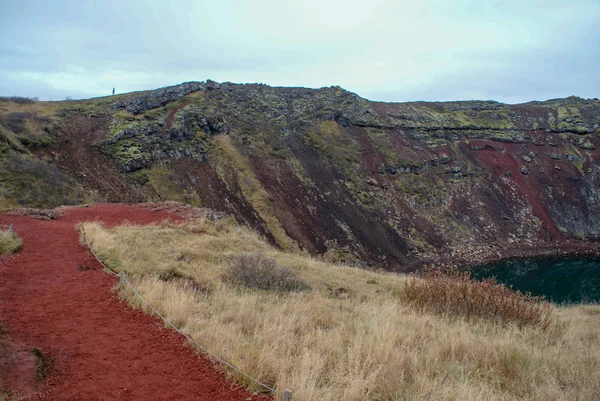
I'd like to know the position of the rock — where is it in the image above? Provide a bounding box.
[522,155,532,163]
[520,166,529,175]
[111,81,207,114]
[205,79,221,90]
[547,153,568,160]
[439,154,451,164]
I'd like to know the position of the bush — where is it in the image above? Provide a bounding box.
[2,112,35,134]
[0,96,38,104]
[0,153,87,208]
[223,253,311,292]
[403,266,561,333]
[0,111,51,135]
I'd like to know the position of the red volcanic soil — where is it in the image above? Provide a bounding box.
[0,204,269,401]
[468,140,565,242]
[164,102,190,131]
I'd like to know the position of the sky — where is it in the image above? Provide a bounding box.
[0,0,598,103]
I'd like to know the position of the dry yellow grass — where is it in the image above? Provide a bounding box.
[82,218,600,401]
[0,228,22,254]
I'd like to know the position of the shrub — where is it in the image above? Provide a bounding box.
[403,266,562,333]
[0,96,38,104]
[0,111,51,136]
[2,112,35,133]
[222,252,310,292]
[0,153,87,208]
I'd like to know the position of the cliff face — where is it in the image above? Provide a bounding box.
[1,82,599,269]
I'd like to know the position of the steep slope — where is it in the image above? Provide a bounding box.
[0,83,599,269]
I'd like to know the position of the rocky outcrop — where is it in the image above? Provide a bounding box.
[105,105,231,173]
[112,81,208,114]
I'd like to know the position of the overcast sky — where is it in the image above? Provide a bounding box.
[1,0,598,103]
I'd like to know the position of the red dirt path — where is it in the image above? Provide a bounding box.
[0,204,269,401]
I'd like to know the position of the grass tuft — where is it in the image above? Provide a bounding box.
[0,229,22,254]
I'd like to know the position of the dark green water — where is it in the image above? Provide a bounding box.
[471,257,600,303]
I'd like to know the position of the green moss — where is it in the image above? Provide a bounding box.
[112,140,146,169]
[557,106,569,122]
[363,128,404,166]
[425,138,448,149]
[393,175,447,209]
[556,106,590,132]
[0,127,25,153]
[564,145,585,174]
[16,133,53,148]
[127,169,150,186]
[305,121,360,176]
[488,131,525,143]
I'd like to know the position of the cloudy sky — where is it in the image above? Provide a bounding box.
[1,0,598,103]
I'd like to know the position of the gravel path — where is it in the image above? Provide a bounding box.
[0,204,268,401]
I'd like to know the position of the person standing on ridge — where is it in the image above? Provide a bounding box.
[112,87,115,95]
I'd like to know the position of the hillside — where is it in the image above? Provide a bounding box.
[1,82,599,269]
[78,214,600,401]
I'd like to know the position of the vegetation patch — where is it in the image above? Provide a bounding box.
[0,109,53,149]
[82,219,600,401]
[223,253,310,292]
[146,166,200,206]
[403,266,562,333]
[211,135,298,251]
[305,121,359,175]
[0,153,88,208]
[0,96,38,105]
[31,347,52,381]
[0,229,22,254]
